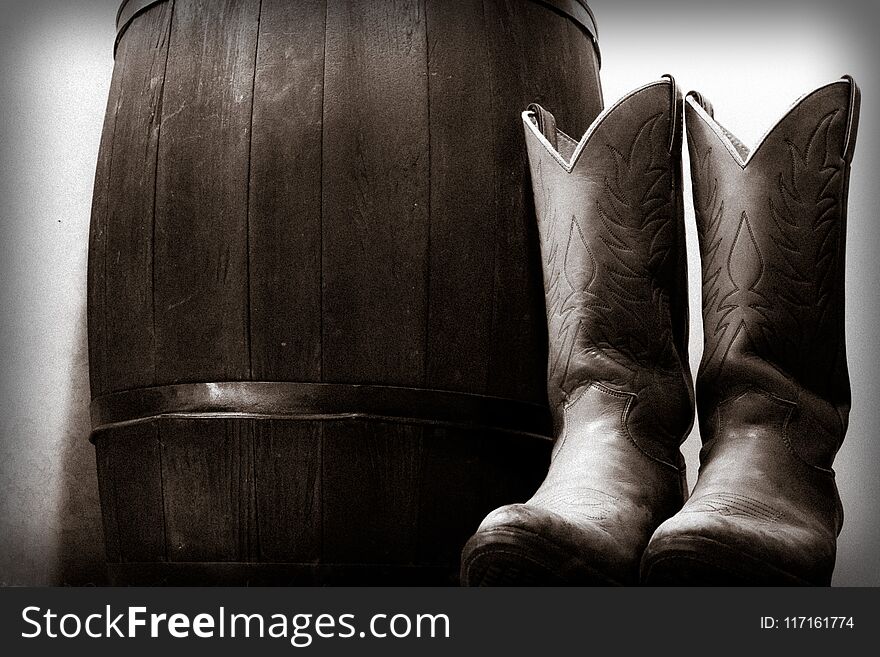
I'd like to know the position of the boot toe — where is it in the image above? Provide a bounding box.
[460,504,635,586]
[641,506,835,586]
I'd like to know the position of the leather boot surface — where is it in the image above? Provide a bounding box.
[461,78,694,585]
[641,78,861,585]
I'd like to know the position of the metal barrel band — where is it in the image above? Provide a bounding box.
[533,0,601,65]
[114,0,600,63]
[90,382,554,441]
[114,0,169,55]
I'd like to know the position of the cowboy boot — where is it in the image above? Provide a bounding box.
[641,77,861,585]
[460,77,694,585]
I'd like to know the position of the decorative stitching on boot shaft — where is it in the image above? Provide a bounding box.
[688,81,856,470]
[527,80,692,466]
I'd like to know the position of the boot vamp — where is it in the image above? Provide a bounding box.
[648,404,841,584]
[477,387,685,583]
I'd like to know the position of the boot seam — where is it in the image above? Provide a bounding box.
[715,387,837,476]
[563,382,684,473]
[784,390,837,476]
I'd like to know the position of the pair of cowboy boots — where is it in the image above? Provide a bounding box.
[461,74,861,586]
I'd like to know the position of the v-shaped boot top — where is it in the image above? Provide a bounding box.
[685,76,860,169]
[522,75,681,173]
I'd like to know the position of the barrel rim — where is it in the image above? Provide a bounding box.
[114,0,600,63]
[90,381,554,441]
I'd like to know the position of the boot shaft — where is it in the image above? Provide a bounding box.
[687,78,860,469]
[523,78,694,461]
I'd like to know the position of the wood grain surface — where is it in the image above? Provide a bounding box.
[88,1,173,395]
[153,0,258,384]
[321,0,430,387]
[248,0,325,382]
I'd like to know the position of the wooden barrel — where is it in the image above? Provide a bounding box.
[88,0,603,585]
